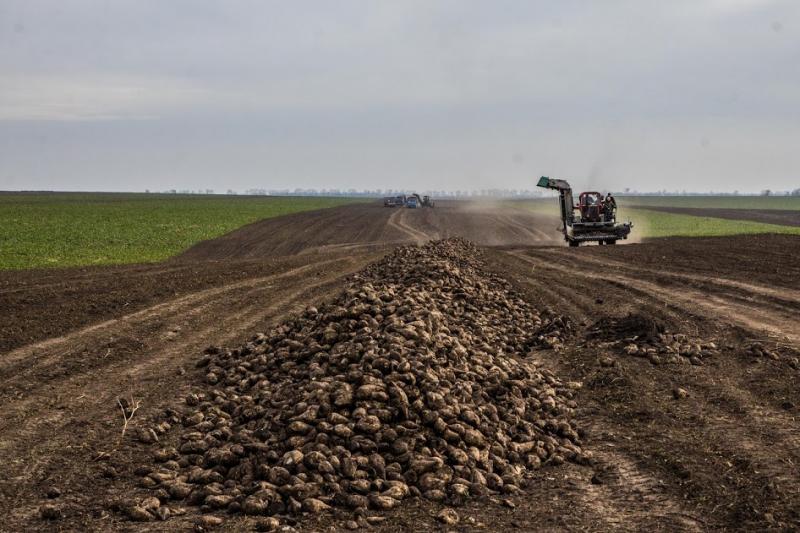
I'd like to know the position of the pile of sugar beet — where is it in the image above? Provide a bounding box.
[587,313,720,366]
[129,238,583,525]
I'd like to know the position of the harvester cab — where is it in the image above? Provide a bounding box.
[577,192,604,223]
[537,176,632,247]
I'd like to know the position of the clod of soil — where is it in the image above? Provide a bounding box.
[133,239,582,524]
[672,387,689,400]
[39,504,62,520]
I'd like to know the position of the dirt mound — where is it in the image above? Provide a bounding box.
[128,239,582,525]
[587,313,665,344]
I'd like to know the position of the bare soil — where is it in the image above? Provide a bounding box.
[179,201,563,260]
[0,202,560,355]
[635,205,800,227]
[1,200,799,532]
[0,256,345,354]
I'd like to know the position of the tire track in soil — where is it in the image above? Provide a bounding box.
[0,257,346,380]
[0,253,377,530]
[571,450,704,531]
[499,212,557,243]
[482,250,709,530]
[509,250,800,344]
[499,250,691,329]
[387,208,434,244]
[0,255,366,425]
[492,247,800,528]
[0,264,195,296]
[676,374,800,493]
[544,249,800,313]
[297,242,397,256]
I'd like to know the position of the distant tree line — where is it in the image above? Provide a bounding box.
[760,188,800,196]
[147,188,547,198]
[619,188,800,197]
[144,186,800,198]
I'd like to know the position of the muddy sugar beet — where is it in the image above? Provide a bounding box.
[138,239,583,522]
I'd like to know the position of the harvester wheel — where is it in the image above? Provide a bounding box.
[606,239,617,245]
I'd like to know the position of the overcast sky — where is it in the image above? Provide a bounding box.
[0,0,798,194]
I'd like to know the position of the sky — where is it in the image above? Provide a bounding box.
[0,0,798,194]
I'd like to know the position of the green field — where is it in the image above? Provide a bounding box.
[618,207,800,239]
[0,193,364,270]
[619,195,800,210]
[519,197,800,239]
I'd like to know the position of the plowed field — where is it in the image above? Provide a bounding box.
[1,201,798,532]
[634,206,800,227]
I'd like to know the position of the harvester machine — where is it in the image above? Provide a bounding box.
[422,195,435,208]
[537,176,632,247]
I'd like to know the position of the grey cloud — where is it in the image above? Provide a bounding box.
[0,0,798,193]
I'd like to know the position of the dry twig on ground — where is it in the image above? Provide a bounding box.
[117,397,141,440]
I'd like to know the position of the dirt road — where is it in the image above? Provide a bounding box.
[1,201,799,531]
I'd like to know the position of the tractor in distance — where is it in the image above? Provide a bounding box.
[537,176,632,247]
[384,193,434,208]
[383,194,407,207]
[406,194,435,208]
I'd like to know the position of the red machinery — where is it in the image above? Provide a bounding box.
[577,192,604,223]
[537,177,632,247]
